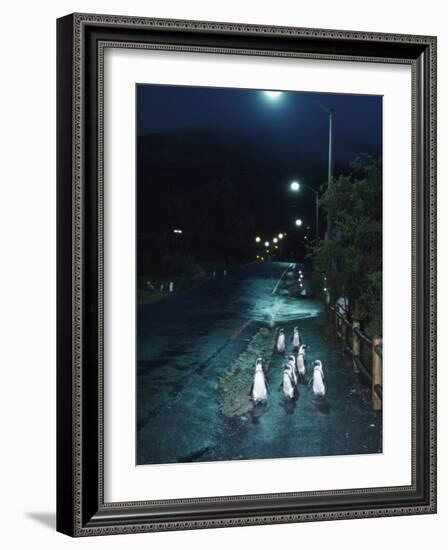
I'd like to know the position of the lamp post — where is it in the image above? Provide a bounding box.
[315,104,334,239]
[290,181,319,240]
[325,107,334,240]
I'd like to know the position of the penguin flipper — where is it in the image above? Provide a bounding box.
[307,375,314,388]
[248,382,254,397]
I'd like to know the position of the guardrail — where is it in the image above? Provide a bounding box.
[329,305,383,411]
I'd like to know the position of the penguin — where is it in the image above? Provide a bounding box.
[292,326,301,351]
[276,328,286,354]
[249,358,268,403]
[287,355,298,385]
[280,364,296,400]
[296,344,307,379]
[308,360,326,397]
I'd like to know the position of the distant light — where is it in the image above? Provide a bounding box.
[273,237,278,243]
[255,236,261,243]
[264,241,270,247]
[274,245,279,249]
[295,219,303,227]
[173,229,183,234]
[290,181,300,191]
[261,257,265,261]
[278,233,284,239]
[300,283,303,287]
[264,91,282,100]
[323,287,327,292]
[256,255,260,259]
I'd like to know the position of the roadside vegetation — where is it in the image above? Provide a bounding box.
[308,155,382,338]
[137,252,208,303]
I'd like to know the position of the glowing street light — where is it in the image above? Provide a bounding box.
[273,237,278,243]
[289,179,320,240]
[255,236,261,243]
[278,233,284,239]
[295,219,303,227]
[264,90,282,100]
[264,241,270,247]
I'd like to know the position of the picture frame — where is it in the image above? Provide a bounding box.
[56,13,437,537]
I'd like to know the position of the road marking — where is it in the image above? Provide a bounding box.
[232,319,252,340]
[271,263,295,295]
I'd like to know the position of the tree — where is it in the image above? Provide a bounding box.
[308,154,382,337]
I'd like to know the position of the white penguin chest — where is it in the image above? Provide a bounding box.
[282,372,294,397]
[253,372,267,398]
[277,335,285,351]
[313,372,325,395]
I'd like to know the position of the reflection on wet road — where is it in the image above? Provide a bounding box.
[137,261,381,465]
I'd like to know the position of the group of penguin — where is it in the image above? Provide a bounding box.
[249,326,326,404]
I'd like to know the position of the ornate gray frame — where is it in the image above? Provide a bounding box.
[57,13,437,537]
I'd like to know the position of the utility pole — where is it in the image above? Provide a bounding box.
[326,108,334,240]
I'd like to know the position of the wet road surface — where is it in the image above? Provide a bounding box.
[137,261,382,465]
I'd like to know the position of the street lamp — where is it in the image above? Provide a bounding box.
[295,219,303,227]
[263,91,333,239]
[255,236,261,243]
[273,237,278,243]
[264,241,270,247]
[289,180,320,240]
[278,233,284,239]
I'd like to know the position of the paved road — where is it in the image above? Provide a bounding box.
[137,261,381,465]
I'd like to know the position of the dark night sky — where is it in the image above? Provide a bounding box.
[137,85,382,170]
[136,84,382,262]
